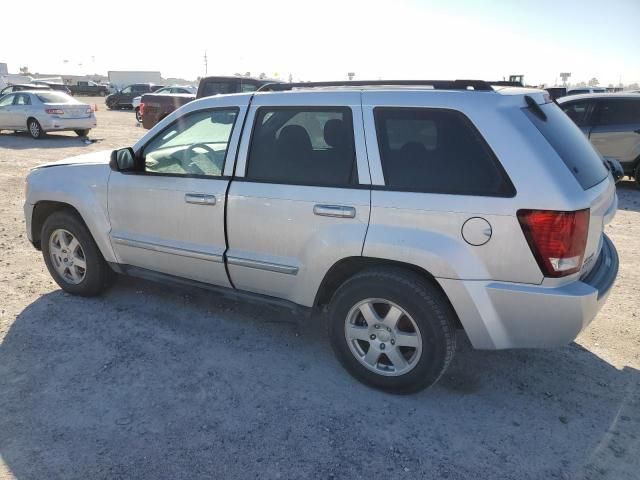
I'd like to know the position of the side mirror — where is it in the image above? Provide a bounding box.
[110,147,137,172]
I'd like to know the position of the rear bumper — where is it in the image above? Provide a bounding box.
[439,234,619,349]
[40,115,96,132]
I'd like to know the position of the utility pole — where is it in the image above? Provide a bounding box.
[204,51,208,76]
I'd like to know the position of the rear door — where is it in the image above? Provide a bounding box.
[589,98,640,171]
[225,92,371,306]
[108,98,248,286]
[12,93,32,127]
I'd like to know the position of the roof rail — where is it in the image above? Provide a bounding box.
[258,79,495,92]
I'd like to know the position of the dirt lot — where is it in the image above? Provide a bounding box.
[0,98,639,480]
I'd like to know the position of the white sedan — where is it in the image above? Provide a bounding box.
[0,91,96,139]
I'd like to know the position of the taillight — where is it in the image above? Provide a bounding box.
[45,108,64,115]
[139,102,144,116]
[517,209,590,277]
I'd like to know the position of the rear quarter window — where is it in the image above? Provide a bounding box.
[374,107,515,197]
[523,102,608,190]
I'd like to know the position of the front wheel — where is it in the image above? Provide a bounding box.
[28,118,44,139]
[328,267,456,394]
[41,210,115,296]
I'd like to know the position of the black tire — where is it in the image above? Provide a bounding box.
[74,129,90,137]
[41,210,115,296]
[634,162,640,187]
[27,118,44,139]
[135,107,142,123]
[328,267,456,394]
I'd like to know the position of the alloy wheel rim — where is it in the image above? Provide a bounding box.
[49,229,87,284]
[344,298,422,376]
[30,122,39,136]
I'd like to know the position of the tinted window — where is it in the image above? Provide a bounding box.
[523,102,608,190]
[561,101,593,127]
[247,107,357,186]
[597,99,640,125]
[200,81,236,97]
[143,108,238,177]
[375,108,514,196]
[240,83,258,92]
[567,89,589,95]
[132,85,149,93]
[120,86,132,94]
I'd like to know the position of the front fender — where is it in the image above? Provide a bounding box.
[25,164,116,263]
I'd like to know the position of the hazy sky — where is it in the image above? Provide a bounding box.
[1,0,639,86]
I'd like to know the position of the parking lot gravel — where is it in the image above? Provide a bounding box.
[1,98,639,479]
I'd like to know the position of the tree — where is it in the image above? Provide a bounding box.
[575,81,587,87]
[628,82,639,90]
[588,77,599,87]
[258,72,266,80]
[19,66,30,75]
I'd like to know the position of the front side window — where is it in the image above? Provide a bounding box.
[375,107,514,196]
[597,99,640,125]
[247,107,357,186]
[561,101,593,127]
[0,94,15,106]
[240,83,258,92]
[142,108,238,177]
[120,86,132,94]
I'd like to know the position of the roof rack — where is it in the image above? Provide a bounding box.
[258,79,496,92]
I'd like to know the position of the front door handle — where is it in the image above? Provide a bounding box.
[184,193,216,205]
[313,204,356,218]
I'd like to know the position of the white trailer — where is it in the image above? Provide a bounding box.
[107,71,162,90]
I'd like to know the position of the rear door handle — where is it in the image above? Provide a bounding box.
[184,193,216,205]
[313,204,356,218]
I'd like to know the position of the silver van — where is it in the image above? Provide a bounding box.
[558,93,640,184]
[24,80,619,393]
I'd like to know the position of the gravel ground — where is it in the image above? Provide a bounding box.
[0,98,639,480]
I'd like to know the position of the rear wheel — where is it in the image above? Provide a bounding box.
[28,118,44,139]
[74,129,90,137]
[634,162,640,187]
[135,107,142,123]
[41,210,115,296]
[328,267,456,394]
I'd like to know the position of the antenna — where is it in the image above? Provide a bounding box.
[204,51,208,76]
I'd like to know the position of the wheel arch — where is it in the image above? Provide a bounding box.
[31,201,86,248]
[314,256,463,329]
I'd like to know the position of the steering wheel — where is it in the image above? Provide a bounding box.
[182,143,216,175]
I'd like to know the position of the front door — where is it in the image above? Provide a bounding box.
[226,95,371,307]
[108,106,245,286]
[0,94,16,128]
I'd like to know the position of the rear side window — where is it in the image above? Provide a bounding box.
[597,99,640,125]
[523,102,608,190]
[374,108,515,196]
[247,107,357,186]
[561,101,593,127]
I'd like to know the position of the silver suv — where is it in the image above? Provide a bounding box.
[557,93,640,185]
[24,80,619,393]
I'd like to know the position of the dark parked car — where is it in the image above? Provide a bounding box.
[105,83,163,110]
[0,83,51,96]
[558,93,640,184]
[68,81,110,97]
[545,87,567,100]
[140,76,275,129]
